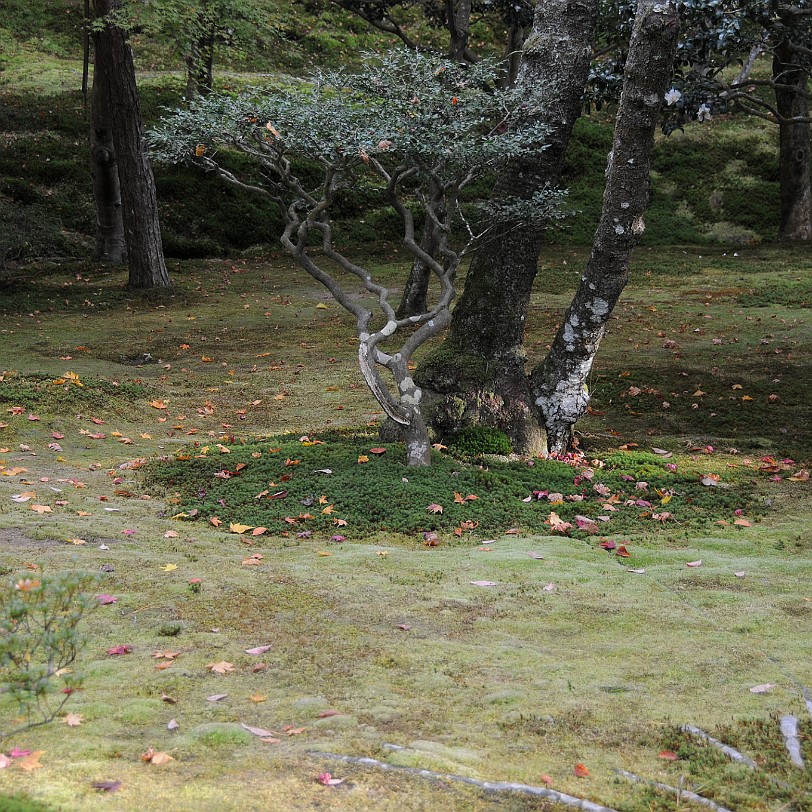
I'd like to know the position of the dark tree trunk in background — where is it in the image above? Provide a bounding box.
[502,23,525,88]
[90,63,126,264]
[415,0,599,454]
[93,0,170,289]
[447,0,472,62]
[774,37,812,241]
[185,19,216,99]
[531,0,679,453]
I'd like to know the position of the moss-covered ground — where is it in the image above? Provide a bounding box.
[0,247,809,811]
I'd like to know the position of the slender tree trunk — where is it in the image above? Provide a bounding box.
[396,225,437,318]
[415,0,598,454]
[89,62,126,264]
[530,0,679,454]
[93,0,170,289]
[774,39,812,241]
[502,23,525,88]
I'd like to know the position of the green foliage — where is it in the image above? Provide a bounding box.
[0,571,97,737]
[143,434,759,538]
[446,426,513,457]
[0,794,54,812]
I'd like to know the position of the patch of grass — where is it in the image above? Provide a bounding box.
[142,435,762,539]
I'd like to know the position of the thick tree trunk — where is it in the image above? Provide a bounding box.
[93,0,170,289]
[774,39,812,241]
[415,0,598,454]
[89,62,126,264]
[447,0,472,62]
[530,0,679,454]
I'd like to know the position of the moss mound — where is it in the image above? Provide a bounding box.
[142,433,760,539]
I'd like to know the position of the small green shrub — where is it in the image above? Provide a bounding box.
[0,571,97,738]
[446,426,513,457]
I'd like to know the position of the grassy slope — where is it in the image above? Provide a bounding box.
[0,250,809,811]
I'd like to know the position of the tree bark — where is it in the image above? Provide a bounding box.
[415,0,599,454]
[447,0,473,62]
[92,0,170,289]
[185,18,216,99]
[89,62,126,264]
[774,37,812,241]
[395,224,436,318]
[530,0,679,454]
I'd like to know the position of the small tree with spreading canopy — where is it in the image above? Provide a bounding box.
[150,52,558,464]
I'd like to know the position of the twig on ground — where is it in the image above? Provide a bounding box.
[613,769,734,812]
[779,715,805,768]
[680,724,758,768]
[308,750,621,811]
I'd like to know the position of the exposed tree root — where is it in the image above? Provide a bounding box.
[308,750,622,811]
[680,724,758,768]
[780,715,805,768]
[613,769,734,812]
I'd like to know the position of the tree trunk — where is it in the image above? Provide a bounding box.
[93,0,170,289]
[89,61,126,264]
[447,0,472,62]
[415,0,598,454]
[396,223,436,318]
[530,0,679,454]
[502,23,525,88]
[774,38,812,241]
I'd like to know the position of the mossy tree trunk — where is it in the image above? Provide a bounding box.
[530,0,679,454]
[92,0,170,289]
[415,0,599,454]
[774,35,812,241]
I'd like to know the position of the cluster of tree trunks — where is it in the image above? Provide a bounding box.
[415,0,679,456]
[90,0,170,288]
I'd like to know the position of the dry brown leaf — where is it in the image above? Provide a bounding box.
[206,661,235,675]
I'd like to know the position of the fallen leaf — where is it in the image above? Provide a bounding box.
[250,694,267,703]
[229,523,253,534]
[749,683,775,694]
[527,551,545,560]
[30,504,52,514]
[107,645,132,656]
[206,694,228,702]
[733,518,752,527]
[206,661,235,675]
[17,751,44,772]
[615,545,631,557]
[318,771,345,787]
[160,563,178,572]
[167,719,179,731]
[539,774,554,786]
[426,503,443,514]
[470,580,498,587]
[63,713,83,727]
[686,560,702,567]
[96,594,118,605]
[317,709,342,718]
[573,763,590,778]
[245,645,273,655]
[91,780,122,792]
[658,750,679,761]
[241,723,276,738]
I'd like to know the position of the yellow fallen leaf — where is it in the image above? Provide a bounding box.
[317,551,332,557]
[315,303,329,310]
[250,694,267,703]
[30,504,52,514]
[17,751,44,772]
[66,538,87,545]
[229,523,253,534]
[160,563,178,572]
[148,751,173,766]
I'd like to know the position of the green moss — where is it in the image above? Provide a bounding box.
[446,426,513,457]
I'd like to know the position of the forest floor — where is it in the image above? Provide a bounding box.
[0,247,809,811]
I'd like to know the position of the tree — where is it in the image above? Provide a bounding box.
[531,0,679,452]
[415,0,600,455]
[418,0,678,455]
[150,52,557,464]
[91,0,170,288]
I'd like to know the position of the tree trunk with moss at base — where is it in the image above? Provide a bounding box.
[531,0,679,454]
[92,0,170,289]
[415,0,599,454]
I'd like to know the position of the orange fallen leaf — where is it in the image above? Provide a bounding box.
[357,455,369,464]
[17,751,44,772]
[573,763,590,778]
[658,750,679,761]
[206,661,235,675]
[539,774,554,786]
[30,504,52,514]
[150,400,168,409]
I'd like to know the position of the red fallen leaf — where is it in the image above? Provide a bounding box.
[96,594,118,605]
[423,532,440,546]
[369,447,386,455]
[396,623,412,631]
[658,750,679,761]
[9,748,32,758]
[267,490,288,500]
[599,540,617,550]
[91,780,122,793]
[318,771,345,787]
[539,774,554,786]
[317,709,342,718]
[107,645,132,656]
[615,545,631,557]
[51,432,65,440]
[573,763,590,778]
